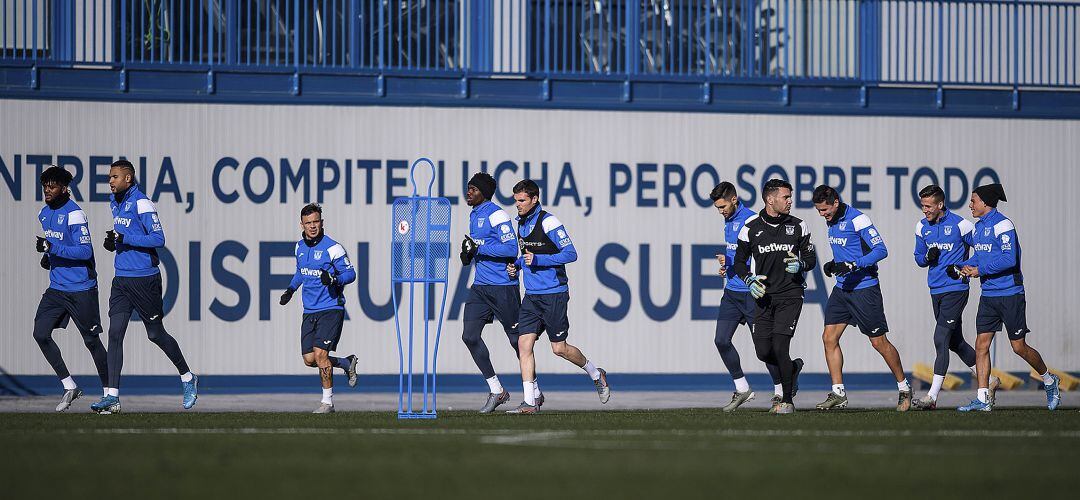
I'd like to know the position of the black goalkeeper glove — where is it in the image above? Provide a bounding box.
[40,254,51,270]
[460,236,479,266]
[320,269,337,286]
[279,287,295,306]
[945,265,962,280]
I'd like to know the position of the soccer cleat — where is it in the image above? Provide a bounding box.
[506,402,539,414]
[896,389,913,412]
[182,374,199,409]
[957,398,991,412]
[346,355,359,388]
[478,390,511,414]
[594,368,611,404]
[55,388,83,412]
[90,395,121,414]
[1045,374,1061,411]
[721,391,755,413]
[775,402,795,414]
[815,392,848,410]
[312,402,335,414]
[792,358,804,397]
[535,392,546,408]
[912,395,937,411]
[988,376,1001,407]
[768,395,782,413]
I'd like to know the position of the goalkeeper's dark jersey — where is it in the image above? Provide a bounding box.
[730,210,817,299]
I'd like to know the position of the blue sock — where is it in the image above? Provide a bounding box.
[330,356,350,371]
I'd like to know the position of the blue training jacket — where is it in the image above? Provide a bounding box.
[110,184,165,278]
[289,234,357,314]
[514,205,577,295]
[722,203,755,293]
[914,210,974,294]
[469,200,519,287]
[39,197,97,292]
[961,208,1024,297]
[826,203,888,290]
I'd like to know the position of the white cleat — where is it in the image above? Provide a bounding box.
[55,388,83,412]
[312,403,335,414]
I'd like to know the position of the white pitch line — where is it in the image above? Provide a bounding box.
[54,428,1080,439]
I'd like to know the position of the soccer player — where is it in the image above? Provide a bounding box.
[90,160,197,414]
[709,182,787,412]
[956,184,1061,411]
[730,179,814,414]
[279,203,359,414]
[911,185,979,410]
[33,166,110,411]
[504,180,610,414]
[459,173,544,413]
[812,185,912,411]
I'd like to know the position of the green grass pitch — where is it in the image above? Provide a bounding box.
[3,408,1076,499]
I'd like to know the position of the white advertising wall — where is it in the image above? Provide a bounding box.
[1,98,1077,376]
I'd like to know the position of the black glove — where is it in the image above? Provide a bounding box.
[36,236,51,253]
[103,230,117,252]
[925,246,941,265]
[460,236,479,266]
[824,260,857,277]
[279,287,295,305]
[40,254,51,270]
[320,269,337,286]
[945,265,962,280]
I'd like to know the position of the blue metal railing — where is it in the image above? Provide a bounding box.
[1,0,1076,87]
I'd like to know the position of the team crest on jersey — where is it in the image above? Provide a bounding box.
[124,202,132,211]
[944,226,952,235]
[477,219,484,227]
[839,221,847,230]
[57,214,66,224]
[785,225,795,235]
[984,228,991,237]
[314,250,324,260]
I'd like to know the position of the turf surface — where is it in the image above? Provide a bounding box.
[3,408,1076,499]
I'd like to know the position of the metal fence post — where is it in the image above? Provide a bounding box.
[626,0,639,76]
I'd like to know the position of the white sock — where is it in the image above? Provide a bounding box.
[486,376,504,394]
[1041,371,1055,385]
[773,384,783,396]
[977,388,989,403]
[832,384,846,397]
[107,388,119,397]
[180,372,194,383]
[60,376,77,390]
[583,360,601,381]
[928,375,945,400]
[523,380,536,406]
[103,388,110,398]
[733,377,750,393]
[897,379,911,392]
[533,380,542,399]
[321,388,333,405]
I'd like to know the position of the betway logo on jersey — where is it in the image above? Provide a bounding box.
[828,237,847,246]
[929,242,955,252]
[43,229,64,240]
[114,216,133,227]
[974,243,994,252]
[757,243,795,254]
[300,268,322,277]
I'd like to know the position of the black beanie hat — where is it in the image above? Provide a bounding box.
[973,183,1007,207]
[40,165,73,187]
[468,172,497,200]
